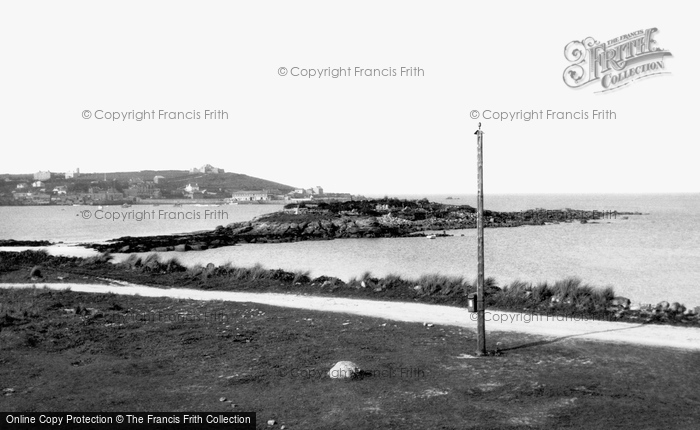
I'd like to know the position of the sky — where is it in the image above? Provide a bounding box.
[1,1,698,195]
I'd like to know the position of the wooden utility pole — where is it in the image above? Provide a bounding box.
[475,123,486,356]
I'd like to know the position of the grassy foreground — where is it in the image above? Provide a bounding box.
[1,286,699,429]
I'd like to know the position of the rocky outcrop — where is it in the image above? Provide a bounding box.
[0,239,53,247]
[224,215,417,243]
[83,200,615,252]
[84,226,237,253]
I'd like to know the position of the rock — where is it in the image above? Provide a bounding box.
[2,388,15,393]
[315,276,344,288]
[267,420,277,426]
[29,265,42,278]
[657,301,670,310]
[329,361,362,379]
[669,302,682,312]
[204,263,216,277]
[611,297,631,309]
[142,254,160,270]
[118,245,130,253]
[153,247,169,252]
[413,285,424,294]
[629,304,641,311]
[173,244,189,252]
[219,397,227,402]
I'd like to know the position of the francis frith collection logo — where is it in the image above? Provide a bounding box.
[563,28,672,93]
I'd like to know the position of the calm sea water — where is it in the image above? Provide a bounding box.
[1,194,699,306]
[0,204,281,243]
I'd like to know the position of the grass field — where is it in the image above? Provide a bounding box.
[2,286,699,429]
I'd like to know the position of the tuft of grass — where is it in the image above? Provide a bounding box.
[80,252,113,266]
[379,274,410,290]
[492,277,615,314]
[416,274,467,296]
[292,270,311,284]
[162,257,187,273]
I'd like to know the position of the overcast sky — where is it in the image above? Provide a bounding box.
[1,1,697,195]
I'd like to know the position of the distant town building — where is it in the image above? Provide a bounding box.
[189,164,223,174]
[34,171,51,181]
[16,183,28,189]
[64,168,80,179]
[79,187,124,202]
[13,192,51,204]
[124,181,161,199]
[32,181,44,188]
[286,185,325,200]
[53,186,68,195]
[230,191,272,201]
[184,183,200,193]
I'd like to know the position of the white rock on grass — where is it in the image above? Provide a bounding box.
[329,361,362,379]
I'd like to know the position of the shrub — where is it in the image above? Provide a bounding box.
[292,270,311,284]
[416,274,466,296]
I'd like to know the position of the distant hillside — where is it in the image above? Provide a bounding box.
[78,170,296,192]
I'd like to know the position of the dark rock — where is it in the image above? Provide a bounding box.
[313,276,345,288]
[142,254,160,270]
[29,265,42,278]
[611,297,631,309]
[669,302,683,313]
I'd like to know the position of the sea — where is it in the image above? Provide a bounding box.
[1,194,698,307]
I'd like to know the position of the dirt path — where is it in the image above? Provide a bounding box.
[3,282,700,351]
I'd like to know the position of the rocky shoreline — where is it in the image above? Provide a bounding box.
[81,199,621,253]
[0,239,53,247]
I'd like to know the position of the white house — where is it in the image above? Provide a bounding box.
[53,186,68,195]
[65,168,80,179]
[34,171,51,180]
[230,191,272,201]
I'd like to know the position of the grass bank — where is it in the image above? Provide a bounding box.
[1,250,698,327]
